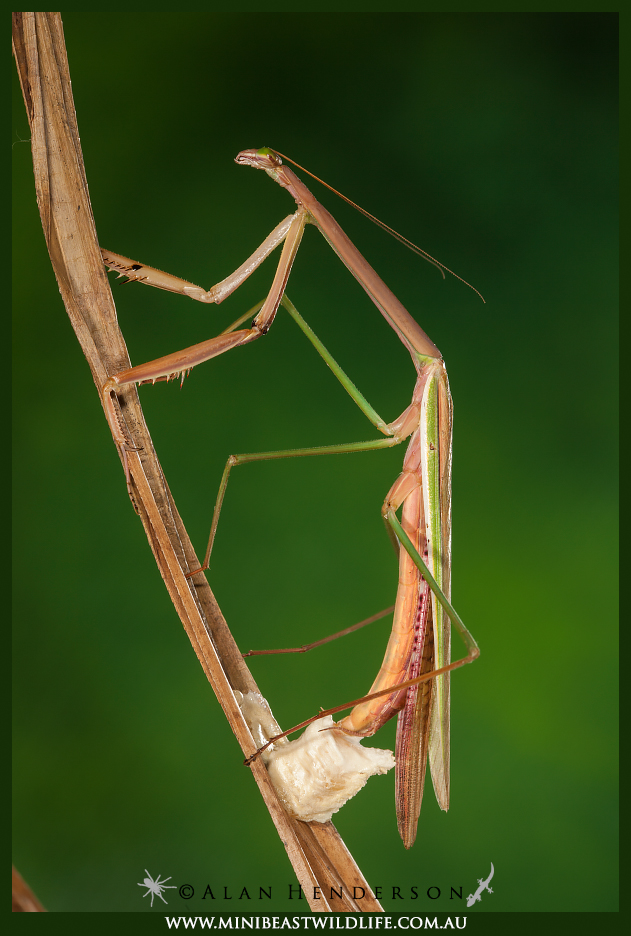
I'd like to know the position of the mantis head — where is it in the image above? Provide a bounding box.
[235,147,283,173]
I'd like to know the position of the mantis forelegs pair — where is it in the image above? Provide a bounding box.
[101,147,479,849]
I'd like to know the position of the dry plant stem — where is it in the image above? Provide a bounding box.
[12,12,382,914]
[12,867,46,912]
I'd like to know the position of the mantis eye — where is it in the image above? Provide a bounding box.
[257,146,282,165]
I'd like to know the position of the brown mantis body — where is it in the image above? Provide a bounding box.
[101,148,479,847]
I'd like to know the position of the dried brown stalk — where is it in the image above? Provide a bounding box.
[12,866,46,912]
[12,11,383,914]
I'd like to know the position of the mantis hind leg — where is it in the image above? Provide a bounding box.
[384,509,478,661]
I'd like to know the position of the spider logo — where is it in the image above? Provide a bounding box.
[138,869,177,907]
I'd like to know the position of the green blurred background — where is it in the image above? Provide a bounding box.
[13,12,617,913]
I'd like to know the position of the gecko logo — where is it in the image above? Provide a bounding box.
[466,863,494,907]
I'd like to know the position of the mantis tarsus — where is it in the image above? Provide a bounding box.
[101,147,480,849]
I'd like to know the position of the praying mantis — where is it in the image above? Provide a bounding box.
[100,147,480,849]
